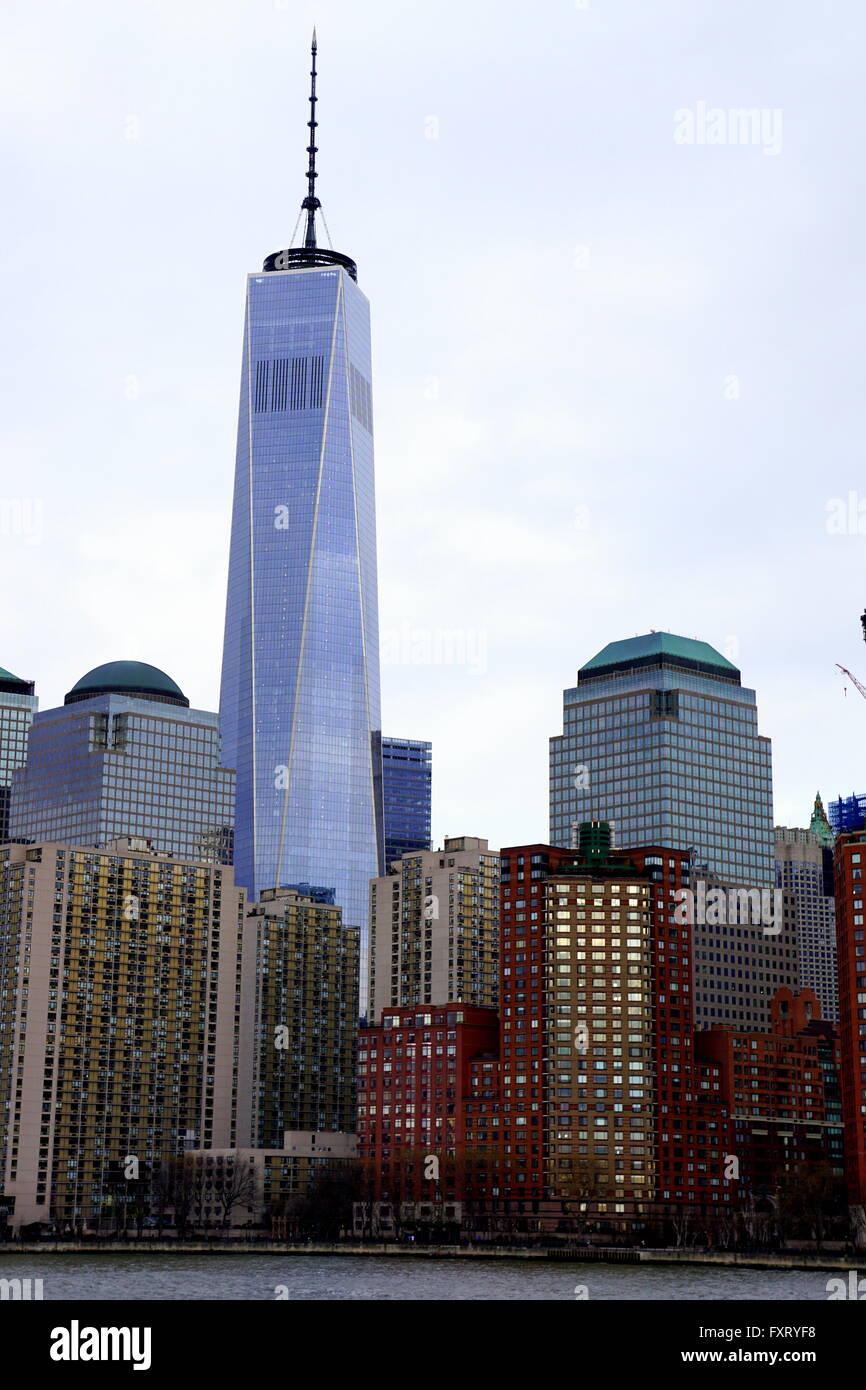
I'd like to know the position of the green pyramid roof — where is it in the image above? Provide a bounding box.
[580,631,739,678]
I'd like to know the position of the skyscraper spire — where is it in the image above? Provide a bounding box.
[810,791,834,847]
[222,27,381,1001]
[263,27,357,280]
[302,29,320,249]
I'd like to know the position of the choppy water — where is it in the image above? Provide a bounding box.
[0,1253,841,1300]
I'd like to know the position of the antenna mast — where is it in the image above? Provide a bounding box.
[302,29,320,249]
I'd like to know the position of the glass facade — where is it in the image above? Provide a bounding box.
[0,669,37,843]
[219,261,382,972]
[550,635,774,887]
[829,792,866,836]
[550,636,787,1030]
[9,693,235,863]
[381,735,432,867]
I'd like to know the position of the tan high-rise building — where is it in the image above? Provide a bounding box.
[367,837,499,1023]
[775,826,838,1024]
[245,888,358,1147]
[0,837,248,1231]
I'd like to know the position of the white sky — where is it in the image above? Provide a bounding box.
[1,0,865,852]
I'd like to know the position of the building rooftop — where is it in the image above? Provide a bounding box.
[0,664,35,697]
[64,660,189,708]
[579,631,741,682]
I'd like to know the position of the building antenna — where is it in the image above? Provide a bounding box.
[263,25,358,280]
[302,29,320,249]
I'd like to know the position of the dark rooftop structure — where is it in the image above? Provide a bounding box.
[579,631,741,684]
[65,661,189,708]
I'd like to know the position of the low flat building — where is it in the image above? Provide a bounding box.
[189,1132,357,1229]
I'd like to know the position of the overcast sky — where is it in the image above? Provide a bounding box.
[1,0,865,852]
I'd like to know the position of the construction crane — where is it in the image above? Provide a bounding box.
[837,663,866,702]
[835,612,866,698]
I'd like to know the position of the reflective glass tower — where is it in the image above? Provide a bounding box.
[0,665,37,843]
[550,632,775,885]
[9,660,235,863]
[829,792,866,835]
[549,633,789,1029]
[380,735,432,866]
[219,35,383,971]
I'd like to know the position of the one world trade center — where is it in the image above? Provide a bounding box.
[219,33,383,980]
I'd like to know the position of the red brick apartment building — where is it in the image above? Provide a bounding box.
[356,825,843,1240]
[356,1004,500,1210]
[697,987,843,1209]
[503,828,730,1228]
[833,828,866,1211]
[497,843,573,1201]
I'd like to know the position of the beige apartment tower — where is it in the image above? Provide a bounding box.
[775,825,838,1024]
[0,838,248,1231]
[244,888,359,1148]
[367,836,499,1023]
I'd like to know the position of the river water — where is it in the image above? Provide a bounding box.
[0,1253,841,1300]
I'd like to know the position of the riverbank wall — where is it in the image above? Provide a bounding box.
[2,1241,864,1272]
